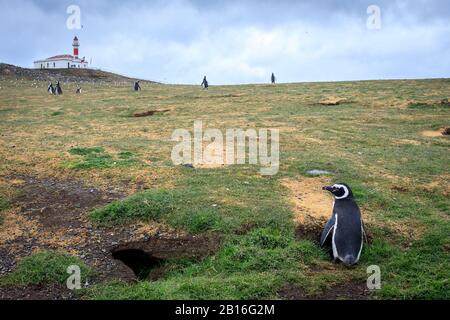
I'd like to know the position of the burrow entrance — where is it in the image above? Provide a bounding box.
[111,235,221,281]
[112,249,164,280]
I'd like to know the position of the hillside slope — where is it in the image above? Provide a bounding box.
[0,77,448,299]
[0,63,155,84]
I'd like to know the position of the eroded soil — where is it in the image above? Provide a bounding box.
[278,280,371,300]
[0,175,220,299]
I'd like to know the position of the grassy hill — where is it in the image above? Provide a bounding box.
[0,63,155,84]
[0,72,448,299]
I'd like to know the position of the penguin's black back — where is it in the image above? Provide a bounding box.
[333,198,363,264]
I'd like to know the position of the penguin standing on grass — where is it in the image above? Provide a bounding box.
[47,82,55,95]
[320,183,366,266]
[201,76,209,89]
[134,81,141,91]
[55,81,63,95]
[271,73,276,84]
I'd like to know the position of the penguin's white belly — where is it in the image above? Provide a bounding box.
[331,213,363,265]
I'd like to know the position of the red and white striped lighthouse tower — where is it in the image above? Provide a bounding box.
[73,36,80,59]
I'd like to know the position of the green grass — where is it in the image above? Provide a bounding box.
[90,189,177,224]
[69,147,105,156]
[364,226,450,299]
[90,171,293,234]
[0,77,449,299]
[0,251,94,287]
[84,273,283,300]
[407,102,449,110]
[64,147,140,169]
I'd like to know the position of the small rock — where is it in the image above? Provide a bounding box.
[306,169,334,176]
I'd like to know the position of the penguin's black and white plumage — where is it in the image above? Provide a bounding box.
[134,81,141,91]
[271,73,276,84]
[76,86,82,94]
[201,76,208,89]
[55,81,63,95]
[320,183,365,266]
[48,83,55,95]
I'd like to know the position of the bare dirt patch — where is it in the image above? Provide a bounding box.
[318,280,370,300]
[0,284,75,300]
[282,178,333,224]
[319,97,347,106]
[294,223,325,243]
[394,139,421,146]
[282,178,333,242]
[278,280,371,300]
[0,175,135,281]
[420,128,449,137]
[0,208,37,244]
[0,175,224,299]
[14,177,117,231]
[422,174,450,196]
[0,175,219,292]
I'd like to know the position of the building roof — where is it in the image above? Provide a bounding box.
[34,54,88,64]
[46,54,74,60]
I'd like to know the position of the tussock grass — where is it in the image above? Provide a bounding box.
[0,251,94,287]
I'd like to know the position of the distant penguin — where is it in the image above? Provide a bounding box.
[76,86,82,94]
[271,73,276,84]
[134,81,141,91]
[320,183,366,266]
[47,82,55,95]
[201,76,209,89]
[55,81,63,95]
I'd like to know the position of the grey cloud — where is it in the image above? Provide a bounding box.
[0,0,449,84]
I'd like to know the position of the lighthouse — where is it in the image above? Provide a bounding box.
[73,36,80,59]
[33,36,89,69]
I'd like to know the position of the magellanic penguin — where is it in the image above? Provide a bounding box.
[201,76,209,89]
[48,82,55,95]
[320,183,366,266]
[55,81,63,95]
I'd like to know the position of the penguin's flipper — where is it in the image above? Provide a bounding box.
[320,214,336,247]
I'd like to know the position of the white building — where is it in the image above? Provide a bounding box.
[33,36,89,69]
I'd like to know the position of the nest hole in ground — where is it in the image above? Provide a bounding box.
[110,235,222,281]
[295,223,324,243]
[111,249,165,280]
[442,127,450,135]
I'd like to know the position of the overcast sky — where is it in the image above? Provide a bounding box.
[0,0,449,84]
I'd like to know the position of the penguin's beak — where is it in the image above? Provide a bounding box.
[323,186,334,192]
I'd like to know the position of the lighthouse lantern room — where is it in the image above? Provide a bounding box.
[33,36,89,69]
